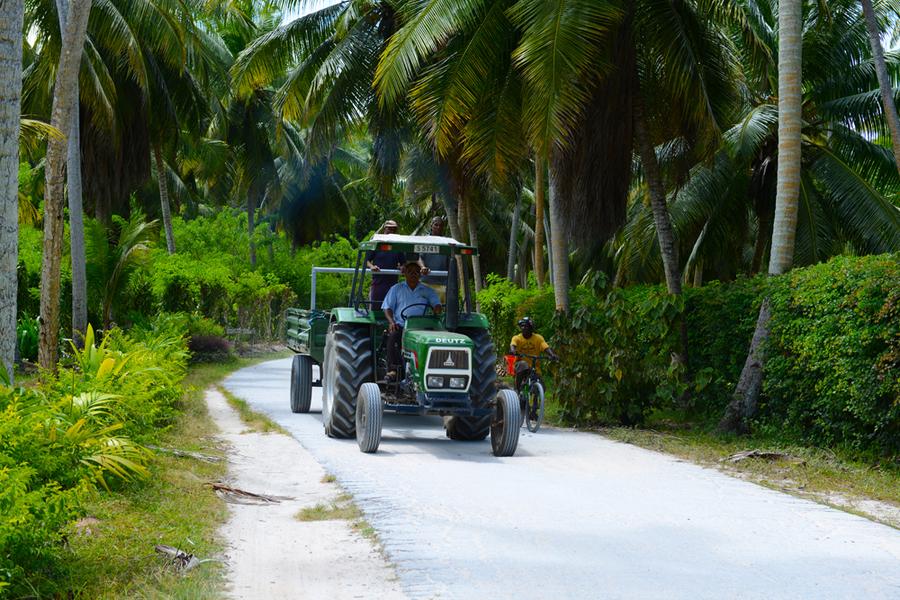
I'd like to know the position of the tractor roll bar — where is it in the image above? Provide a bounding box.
[311,267,449,310]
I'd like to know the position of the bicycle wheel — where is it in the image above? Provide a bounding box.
[518,387,529,427]
[526,381,545,433]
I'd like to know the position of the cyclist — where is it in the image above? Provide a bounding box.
[509,316,558,392]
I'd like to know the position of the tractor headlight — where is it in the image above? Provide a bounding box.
[427,375,445,388]
[448,376,468,389]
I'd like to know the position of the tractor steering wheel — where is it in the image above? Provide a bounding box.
[400,302,436,320]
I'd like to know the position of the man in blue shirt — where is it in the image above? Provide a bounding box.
[382,259,443,380]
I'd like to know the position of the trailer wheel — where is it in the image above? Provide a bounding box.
[491,389,521,457]
[290,354,313,413]
[356,383,383,453]
[322,324,373,438]
[444,328,495,441]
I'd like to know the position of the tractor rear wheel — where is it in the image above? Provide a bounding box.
[322,324,373,438]
[444,328,495,441]
[290,354,312,413]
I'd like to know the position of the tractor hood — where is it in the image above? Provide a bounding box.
[402,329,474,350]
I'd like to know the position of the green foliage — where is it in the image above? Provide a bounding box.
[554,287,686,425]
[16,315,39,362]
[761,255,900,457]
[683,276,768,417]
[478,254,900,456]
[0,322,190,596]
[478,274,555,354]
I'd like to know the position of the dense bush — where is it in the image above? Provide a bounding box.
[683,277,767,418]
[761,255,900,456]
[477,254,900,456]
[478,274,555,353]
[554,287,686,425]
[0,321,189,596]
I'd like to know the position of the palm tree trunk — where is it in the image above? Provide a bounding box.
[633,97,682,295]
[861,0,900,173]
[720,0,803,433]
[69,98,88,340]
[534,156,546,286]
[38,0,92,370]
[56,0,87,342]
[0,0,24,382]
[153,145,176,254]
[633,95,688,372]
[466,198,482,295]
[248,190,256,268]
[548,169,570,312]
[507,185,521,282]
[544,207,553,287]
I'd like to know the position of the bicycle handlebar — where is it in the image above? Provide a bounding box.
[510,353,559,363]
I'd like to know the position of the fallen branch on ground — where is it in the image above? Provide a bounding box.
[154,544,219,572]
[147,445,223,463]
[725,450,805,464]
[208,482,293,504]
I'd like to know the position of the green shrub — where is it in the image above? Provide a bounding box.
[16,316,39,362]
[554,286,686,425]
[682,276,767,419]
[761,255,900,457]
[0,321,190,596]
[478,274,555,354]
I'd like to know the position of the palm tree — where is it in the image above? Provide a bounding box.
[55,0,89,341]
[84,211,158,328]
[720,0,804,433]
[613,1,900,288]
[38,0,92,370]
[0,0,24,382]
[860,0,900,172]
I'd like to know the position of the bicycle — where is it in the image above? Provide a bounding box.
[507,353,555,433]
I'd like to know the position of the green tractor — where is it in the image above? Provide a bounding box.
[285,234,520,457]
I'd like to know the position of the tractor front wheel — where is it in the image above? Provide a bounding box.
[491,389,521,457]
[356,383,383,453]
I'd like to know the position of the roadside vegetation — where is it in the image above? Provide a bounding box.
[3,0,900,591]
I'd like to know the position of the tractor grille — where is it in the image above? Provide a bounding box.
[428,349,469,370]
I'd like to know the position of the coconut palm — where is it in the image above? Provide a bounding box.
[0,0,24,382]
[622,0,900,288]
[860,0,900,172]
[720,0,804,433]
[37,0,92,370]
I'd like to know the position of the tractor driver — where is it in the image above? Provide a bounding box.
[382,259,443,381]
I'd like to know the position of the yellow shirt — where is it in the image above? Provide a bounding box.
[510,333,550,373]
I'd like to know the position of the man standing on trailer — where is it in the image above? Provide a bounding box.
[419,216,450,302]
[366,220,405,305]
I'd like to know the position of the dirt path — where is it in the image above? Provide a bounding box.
[206,388,406,599]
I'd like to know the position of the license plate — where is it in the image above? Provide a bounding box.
[414,244,440,254]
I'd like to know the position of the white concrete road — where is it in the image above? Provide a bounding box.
[223,358,900,600]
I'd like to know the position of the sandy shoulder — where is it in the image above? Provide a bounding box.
[206,388,406,600]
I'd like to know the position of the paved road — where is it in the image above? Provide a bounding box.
[224,358,900,600]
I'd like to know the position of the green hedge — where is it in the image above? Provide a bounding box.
[0,321,189,597]
[762,255,899,456]
[477,254,900,457]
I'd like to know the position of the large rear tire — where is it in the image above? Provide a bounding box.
[290,354,313,414]
[356,383,383,453]
[491,389,520,456]
[444,328,495,441]
[322,324,373,439]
